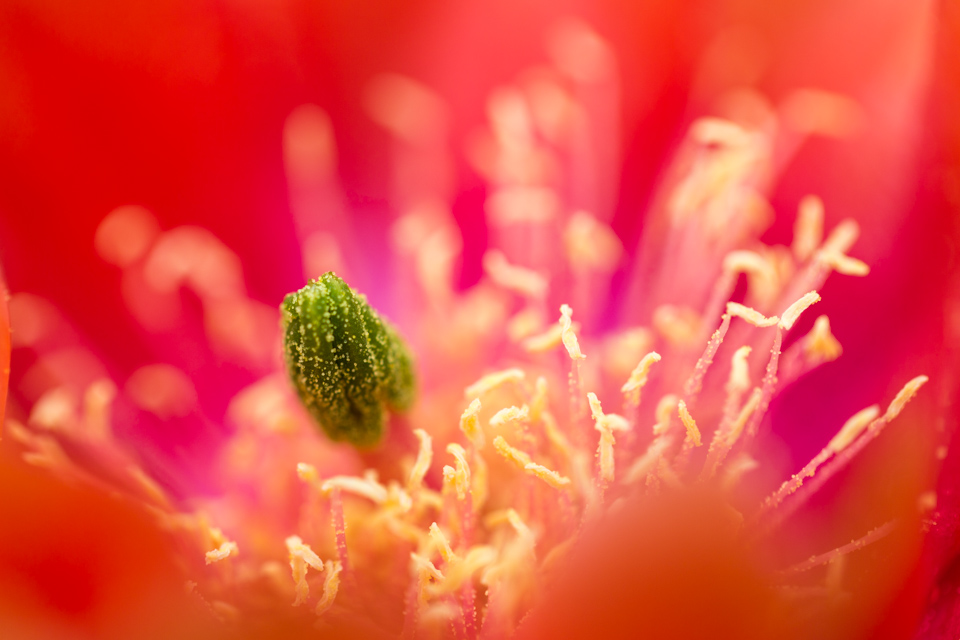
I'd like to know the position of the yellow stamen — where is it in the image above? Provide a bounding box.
[321,475,389,504]
[408,429,433,492]
[286,536,324,606]
[822,219,860,256]
[883,375,929,422]
[817,250,869,276]
[522,323,564,353]
[465,368,525,399]
[653,394,679,436]
[524,462,571,489]
[489,405,530,427]
[726,302,779,327]
[559,304,585,360]
[446,443,472,501]
[827,405,880,453]
[792,196,824,262]
[428,522,459,564]
[492,435,532,468]
[459,398,483,448]
[803,316,842,363]
[620,351,661,406]
[779,291,821,331]
[728,346,753,395]
[315,560,342,616]
[483,250,549,300]
[677,400,702,447]
[205,540,239,565]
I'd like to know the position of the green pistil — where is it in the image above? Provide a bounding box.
[281,273,415,447]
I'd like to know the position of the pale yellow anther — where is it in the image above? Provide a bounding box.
[723,250,773,277]
[315,560,342,616]
[428,522,459,564]
[564,210,624,273]
[883,376,929,422]
[446,443,472,501]
[489,404,530,428]
[524,462,571,489]
[779,291,821,330]
[597,429,616,483]
[483,250,549,300]
[286,535,324,606]
[817,250,870,277]
[677,400,702,447]
[411,552,444,606]
[530,377,549,423]
[804,316,842,363]
[828,405,881,453]
[728,388,763,444]
[652,305,701,346]
[522,324,564,353]
[620,351,661,402]
[793,196,824,262]
[492,435,533,469]
[728,346,753,394]
[465,368,525,399]
[690,117,752,147]
[437,546,498,594]
[321,476,389,504]
[653,394,679,436]
[507,307,544,343]
[559,304,585,360]
[297,462,320,486]
[459,399,483,448]
[726,304,778,328]
[587,392,629,432]
[505,509,534,541]
[822,219,860,256]
[408,429,433,493]
[205,540,239,565]
[587,392,604,422]
[541,411,573,460]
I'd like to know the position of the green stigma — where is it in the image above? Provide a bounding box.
[281,273,415,447]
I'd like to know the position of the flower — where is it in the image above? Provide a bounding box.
[0,2,954,639]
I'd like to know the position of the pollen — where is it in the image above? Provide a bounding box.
[620,351,661,406]
[828,405,881,453]
[286,535,324,606]
[205,540,239,565]
[489,405,530,428]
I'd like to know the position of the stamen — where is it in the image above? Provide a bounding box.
[446,444,472,502]
[623,436,672,484]
[409,429,434,493]
[821,219,860,256]
[779,521,895,576]
[205,540,239,565]
[321,475,389,504]
[653,394,679,436]
[315,560,342,615]
[483,250,549,300]
[459,399,483,448]
[779,291,821,331]
[816,251,869,277]
[489,405,530,428]
[587,392,630,484]
[677,400,702,447]
[429,522,459,564]
[522,324,564,353]
[621,351,661,408]
[492,435,532,468]
[726,303,778,327]
[525,463,571,489]
[792,196,824,262]
[286,536,324,606]
[683,314,731,401]
[559,304,585,361]
[465,368,525,399]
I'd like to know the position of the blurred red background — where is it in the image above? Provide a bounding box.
[0,0,957,637]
